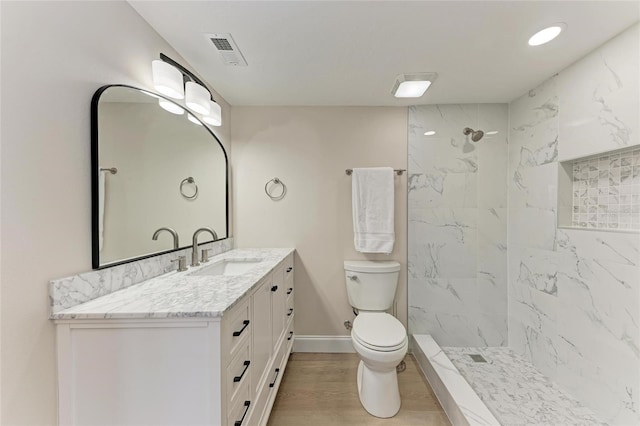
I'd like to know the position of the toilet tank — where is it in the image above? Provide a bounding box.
[344,261,401,311]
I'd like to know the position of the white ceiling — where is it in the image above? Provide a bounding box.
[129,1,639,106]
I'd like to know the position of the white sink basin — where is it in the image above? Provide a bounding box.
[189,259,263,277]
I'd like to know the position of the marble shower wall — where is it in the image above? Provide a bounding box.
[508,23,640,425]
[408,104,509,347]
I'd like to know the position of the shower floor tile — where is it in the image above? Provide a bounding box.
[443,347,606,426]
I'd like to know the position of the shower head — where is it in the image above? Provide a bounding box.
[463,127,484,142]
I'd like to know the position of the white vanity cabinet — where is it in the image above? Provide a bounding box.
[54,252,295,426]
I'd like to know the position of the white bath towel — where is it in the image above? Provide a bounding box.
[352,167,395,253]
[98,170,106,252]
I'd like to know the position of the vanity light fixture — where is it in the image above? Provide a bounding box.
[185,82,211,115]
[392,73,438,98]
[158,99,184,115]
[152,60,184,99]
[202,100,222,126]
[153,53,222,125]
[528,23,566,46]
[424,131,436,136]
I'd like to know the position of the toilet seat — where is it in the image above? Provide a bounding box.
[352,313,407,352]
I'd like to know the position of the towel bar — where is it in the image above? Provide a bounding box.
[345,168,406,176]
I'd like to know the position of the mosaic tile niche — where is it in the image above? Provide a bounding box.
[560,147,640,231]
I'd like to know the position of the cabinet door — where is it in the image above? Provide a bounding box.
[271,265,286,349]
[251,277,273,396]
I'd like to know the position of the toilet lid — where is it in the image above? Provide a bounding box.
[352,313,406,351]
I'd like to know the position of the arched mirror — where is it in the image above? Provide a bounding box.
[91,85,228,269]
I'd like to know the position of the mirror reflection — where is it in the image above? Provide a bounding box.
[93,85,228,268]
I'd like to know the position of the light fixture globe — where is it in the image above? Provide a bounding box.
[187,113,203,126]
[202,101,222,126]
[158,99,184,115]
[152,60,184,99]
[185,82,211,115]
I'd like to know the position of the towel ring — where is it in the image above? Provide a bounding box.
[180,177,198,200]
[265,177,287,201]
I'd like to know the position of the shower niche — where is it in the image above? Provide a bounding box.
[558,145,640,231]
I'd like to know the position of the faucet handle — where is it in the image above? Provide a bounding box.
[201,249,212,263]
[171,256,188,272]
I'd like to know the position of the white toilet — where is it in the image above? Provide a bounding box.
[344,260,408,418]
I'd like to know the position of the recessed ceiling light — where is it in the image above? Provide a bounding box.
[485,130,499,135]
[392,73,438,98]
[528,23,566,46]
[424,131,436,136]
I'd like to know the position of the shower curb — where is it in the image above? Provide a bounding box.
[412,334,500,426]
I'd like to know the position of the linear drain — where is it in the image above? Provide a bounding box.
[468,354,487,363]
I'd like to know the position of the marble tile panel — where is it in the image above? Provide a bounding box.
[557,226,640,266]
[409,309,505,347]
[509,162,558,210]
[556,337,639,425]
[559,24,640,160]
[477,208,507,280]
[505,318,559,381]
[409,208,477,279]
[508,207,557,251]
[409,104,479,144]
[477,133,508,209]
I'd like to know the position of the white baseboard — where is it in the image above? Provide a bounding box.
[293,335,355,353]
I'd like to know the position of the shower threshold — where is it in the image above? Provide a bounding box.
[412,334,606,426]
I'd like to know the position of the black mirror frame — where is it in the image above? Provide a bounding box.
[91,84,229,270]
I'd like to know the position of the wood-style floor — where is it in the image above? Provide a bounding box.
[267,353,451,426]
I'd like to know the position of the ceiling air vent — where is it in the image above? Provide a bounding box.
[205,33,248,66]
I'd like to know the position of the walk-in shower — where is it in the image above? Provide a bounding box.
[407,95,638,425]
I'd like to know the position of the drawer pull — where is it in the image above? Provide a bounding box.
[271,285,278,292]
[287,331,294,341]
[233,360,250,383]
[268,368,280,388]
[286,288,293,295]
[287,308,294,317]
[286,267,293,273]
[232,320,250,337]
[234,400,251,426]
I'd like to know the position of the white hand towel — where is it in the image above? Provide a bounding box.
[352,167,395,254]
[98,170,106,252]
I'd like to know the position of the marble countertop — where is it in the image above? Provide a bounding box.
[51,248,294,321]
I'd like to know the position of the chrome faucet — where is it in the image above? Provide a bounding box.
[152,227,180,249]
[191,227,218,267]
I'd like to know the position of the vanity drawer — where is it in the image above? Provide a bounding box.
[226,338,251,406]
[285,294,294,322]
[284,255,294,280]
[285,273,294,302]
[227,379,251,426]
[222,297,251,364]
[285,319,294,346]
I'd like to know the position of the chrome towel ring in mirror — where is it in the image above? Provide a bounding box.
[180,177,199,200]
[265,177,287,201]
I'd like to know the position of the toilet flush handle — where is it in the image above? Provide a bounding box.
[347,275,358,281]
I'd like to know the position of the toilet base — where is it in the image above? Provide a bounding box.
[356,360,401,418]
